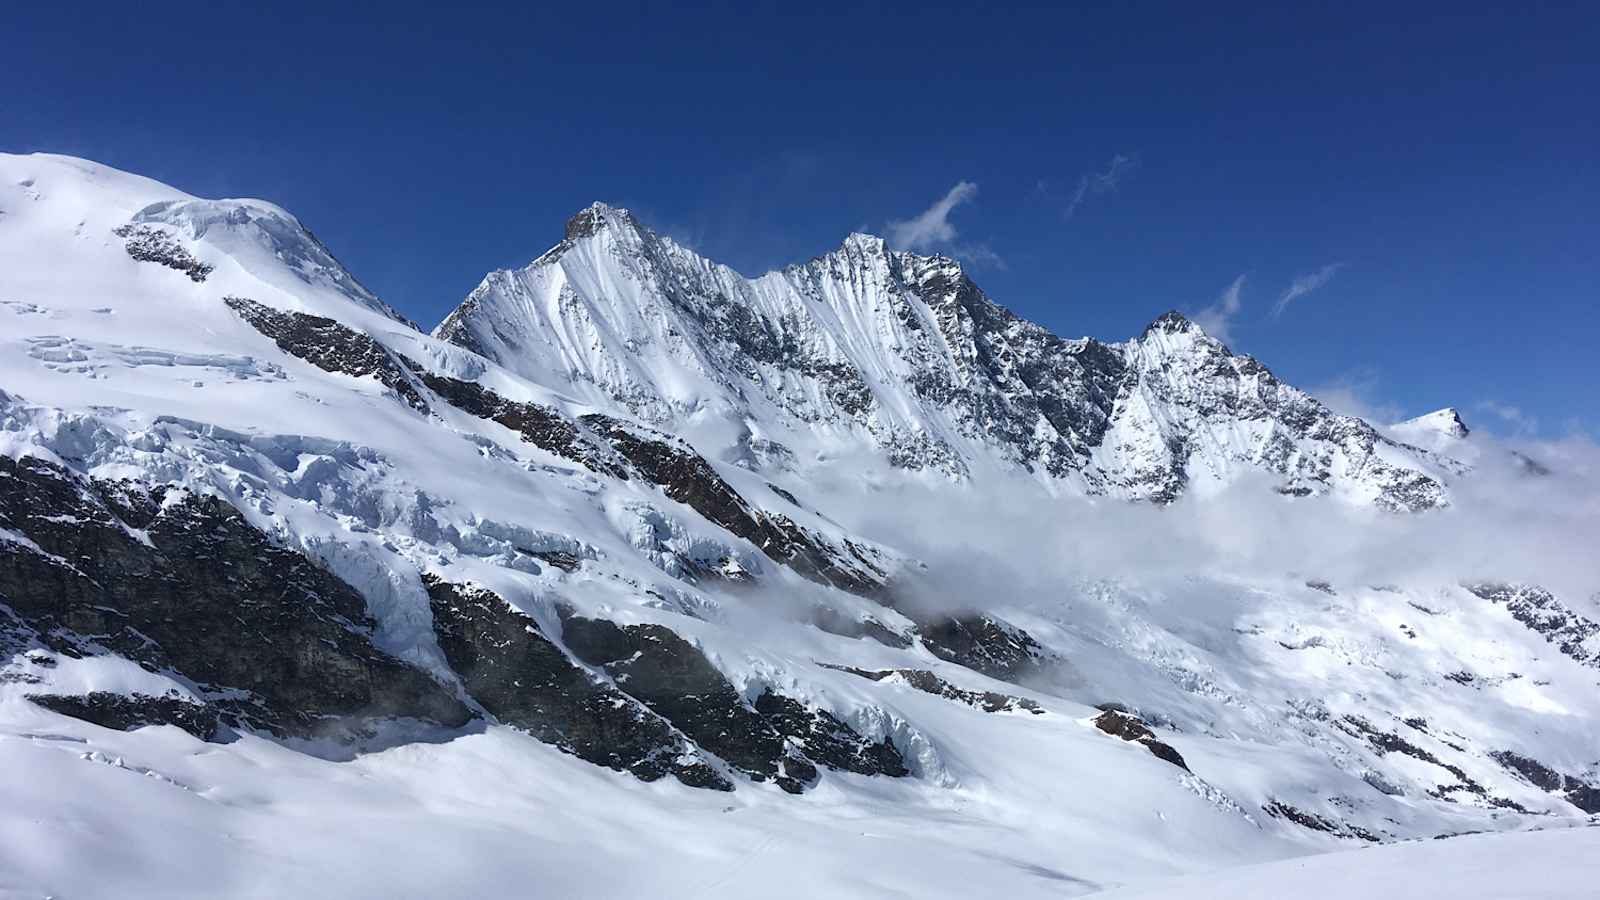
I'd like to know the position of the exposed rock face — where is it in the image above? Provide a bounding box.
[1465,583,1600,668]
[1112,314,1451,510]
[406,367,628,477]
[824,664,1044,715]
[26,692,222,741]
[1262,799,1381,842]
[580,414,891,596]
[1491,751,1600,814]
[809,606,913,648]
[423,577,727,789]
[558,610,814,793]
[0,455,470,738]
[1092,709,1189,771]
[1331,714,1530,809]
[112,224,214,282]
[434,205,1455,509]
[399,363,893,596]
[914,613,1046,680]
[226,296,429,410]
[752,690,909,778]
[558,609,905,792]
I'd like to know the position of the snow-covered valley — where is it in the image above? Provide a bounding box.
[2,152,1597,898]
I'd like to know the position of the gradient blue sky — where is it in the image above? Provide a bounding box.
[7,2,1596,435]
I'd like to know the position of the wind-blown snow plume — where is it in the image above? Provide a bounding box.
[1273,262,1345,317]
[1478,400,1539,436]
[1064,153,1136,219]
[886,181,978,250]
[1311,368,1406,425]
[1192,274,1247,344]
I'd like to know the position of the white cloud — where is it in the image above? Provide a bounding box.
[1192,274,1247,345]
[1310,368,1406,425]
[1064,153,1136,220]
[950,242,1007,270]
[1273,263,1345,317]
[887,181,978,250]
[800,425,1600,624]
[1478,400,1539,436]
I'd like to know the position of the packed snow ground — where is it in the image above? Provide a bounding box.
[3,153,1599,897]
[5,697,1597,899]
[1090,826,1600,900]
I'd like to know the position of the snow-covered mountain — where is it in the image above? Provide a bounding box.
[3,154,1598,899]
[436,203,1456,510]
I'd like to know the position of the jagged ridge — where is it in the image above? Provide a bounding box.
[435,204,1455,510]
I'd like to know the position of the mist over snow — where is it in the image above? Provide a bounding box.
[826,427,1600,611]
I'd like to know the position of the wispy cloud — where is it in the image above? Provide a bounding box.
[1192,274,1247,345]
[1310,367,1405,425]
[1063,153,1136,220]
[885,182,1005,268]
[1479,400,1539,436]
[1273,263,1345,317]
[887,181,978,250]
[950,242,1007,270]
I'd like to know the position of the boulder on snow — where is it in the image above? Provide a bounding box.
[1092,709,1189,771]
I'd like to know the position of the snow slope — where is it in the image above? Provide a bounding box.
[1091,826,1600,900]
[3,153,1598,898]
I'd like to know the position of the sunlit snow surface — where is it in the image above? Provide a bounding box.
[2,153,1599,898]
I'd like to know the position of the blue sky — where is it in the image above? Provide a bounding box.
[7,2,1596,435]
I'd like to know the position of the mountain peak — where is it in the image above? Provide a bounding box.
[1141,309,1197,336]
[838,229,889,249]
[1394,407,1471,440]
[564,202,640,241]
[838,231,890,256]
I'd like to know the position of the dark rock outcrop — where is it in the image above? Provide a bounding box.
[1263,799,1381,842]
[1491,750,1600,814]
[1336,715,1475,787]
[753,690,909,777]
[407,368,628,478]
[824,664,1044,715]
[1092,709,1188,771]
[580,414,890,597]
[0,454,470,739]
[226,296,429,410]
[909,263,1128,479]
[113,224,213,282]
[914,613,1045,681]
[559,609,905,792]
[423,577,728,789]
[390,364,892,598]
[1466,583,1600,669]
[558,610,815,792]
[809,606,913,648]
[27,691,222,741]
[1333,714,1529,809]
